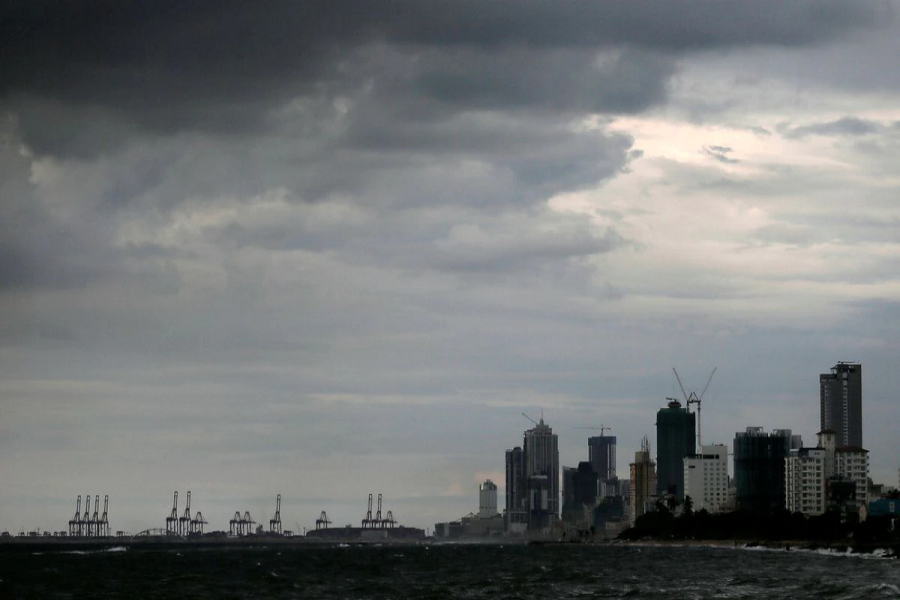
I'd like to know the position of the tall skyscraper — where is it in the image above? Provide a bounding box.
[656,400,696,502]
[588,435,617,481]
[819,362,862,448]
[523,417,559,530]
[733,427,791,514]
[504,447,526,531]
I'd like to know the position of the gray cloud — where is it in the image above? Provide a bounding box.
[780,116,885,139]
[702,145,739,163]
[0,1,890,158]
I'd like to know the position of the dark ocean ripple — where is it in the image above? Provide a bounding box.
[1,543,898,599]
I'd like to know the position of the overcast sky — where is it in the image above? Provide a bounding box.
[2,1,899,534]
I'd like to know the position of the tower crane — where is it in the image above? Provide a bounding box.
[673,367,717,448]
[574,424,612,436]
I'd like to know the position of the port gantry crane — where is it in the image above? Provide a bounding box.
[178,491,193,536]
[100,495,110,537]
[374,493,384,528]
[191,510,207,535]
[81,494,93,537]
[362,493,375,528]
[672,367,717,447]
[270,494,283,534]
[69,495,82,537]
[166,491,179,535]
[315,511,332,530]
[92,495,100,537]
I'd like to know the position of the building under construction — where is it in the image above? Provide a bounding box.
[305,493,425,541]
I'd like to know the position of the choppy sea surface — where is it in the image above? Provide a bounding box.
[1,542,898,599]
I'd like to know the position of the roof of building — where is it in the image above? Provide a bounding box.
[835,446,869,453]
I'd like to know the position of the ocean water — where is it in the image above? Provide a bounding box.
[1,542,898,599]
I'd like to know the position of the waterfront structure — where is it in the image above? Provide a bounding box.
[629,436,656,525]
[733,427,791,514]
[820,362,862,448]
[523,417,560,531]
[478,480,498,518]
[683,444,729,514]
[504,447,527,532]
[656,400,696,502]
[588,435,616,481]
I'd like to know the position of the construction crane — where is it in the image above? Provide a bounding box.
[521,412,538,426]
[574,424,612,436]
[270,494,282,534]
[673,367,717,447]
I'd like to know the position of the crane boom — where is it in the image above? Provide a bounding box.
[699,367,717,400]
[673,368,689,403]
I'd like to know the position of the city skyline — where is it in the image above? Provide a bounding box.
[2,1,900,533]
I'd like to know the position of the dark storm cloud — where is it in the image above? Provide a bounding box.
[0,1,889,157]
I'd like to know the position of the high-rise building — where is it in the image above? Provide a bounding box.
[588,435,616,481]
[478,480,499,518]
[504,447,527,531]
[562,461,599,524]
[523,418,559,530]
[656,400,696,502]
[629,436,657,525]
[835,447,869,514]
[785,446,828,516]
[733,427,791,513]
[820,362,862,448]
[683,444,729,514]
